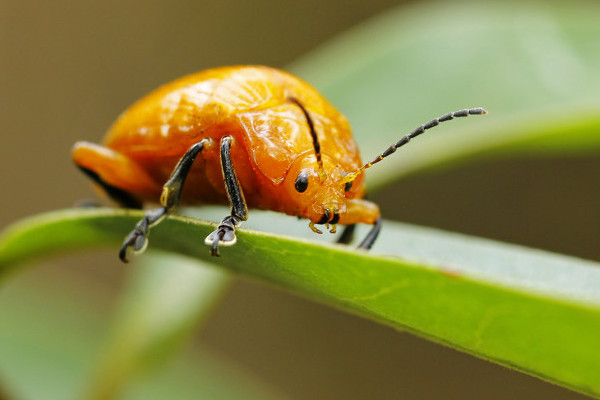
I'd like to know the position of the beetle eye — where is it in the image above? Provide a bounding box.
[295,171,309,193]
[344,181,353,192]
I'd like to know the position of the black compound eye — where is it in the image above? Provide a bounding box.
[295,171,309,193]
[344,180,353,192]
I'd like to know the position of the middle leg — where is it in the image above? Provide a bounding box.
[204,136,249,256]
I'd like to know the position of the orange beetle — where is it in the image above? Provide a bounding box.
[72,65,485,260]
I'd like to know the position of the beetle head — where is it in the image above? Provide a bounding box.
[283,153,365,232]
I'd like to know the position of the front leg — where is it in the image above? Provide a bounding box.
[204,136,249,256]
[119,139,208,262]
[338,198,382,250]
[358,216,382,249]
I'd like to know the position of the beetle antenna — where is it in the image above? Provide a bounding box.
[341,108,487,183]
[288,97,325,179]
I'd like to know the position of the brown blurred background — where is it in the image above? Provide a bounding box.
[1,0,599,399]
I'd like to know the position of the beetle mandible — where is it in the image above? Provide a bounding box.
[72,65,486,261]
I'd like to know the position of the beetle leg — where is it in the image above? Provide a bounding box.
[336,224,356,244]
[357,216,382,250]
[337,219,381,248]
[72,141,162,204]
[337,199,381,249]
[119,207,167,261]
[204,136,248,256]
[77,165,143,209]
[119,139,208,262]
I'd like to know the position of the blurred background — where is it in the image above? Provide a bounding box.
[1,0,599,399]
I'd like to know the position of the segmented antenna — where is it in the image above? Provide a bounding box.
[341,108,487,183]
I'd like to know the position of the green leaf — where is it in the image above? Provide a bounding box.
[2,208,600,397]
[80,254,232,400]
[0,256,286,400]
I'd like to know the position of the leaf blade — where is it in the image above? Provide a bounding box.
[2,208,600,396]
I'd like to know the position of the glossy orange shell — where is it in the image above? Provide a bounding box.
[73,66,379,224]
